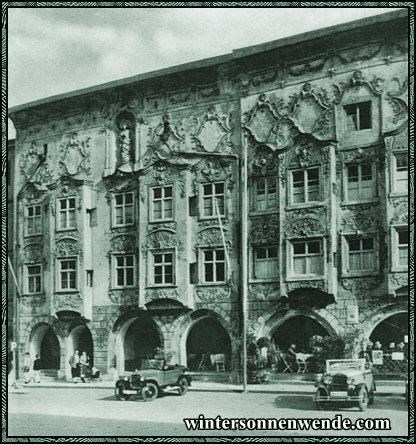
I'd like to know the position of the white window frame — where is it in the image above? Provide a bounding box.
[57,257,78,291]
[57,197,77,231]
[112,254,136,288]
[343,101,372,132]
[288,239,324,279]
[199,247,227,284]
[341,235,378,276]
[200,181,226,219]
[392,151,408,195]
[113,192,134,227]
[25,264,42,294]
[26,204,42,236]
[150,185,174,222]
[344,162,377,203]
[149,249,175,287]
[252,245,278,281]
[391,226,408,271]
[289,167,321,206]
[252,176,278,212]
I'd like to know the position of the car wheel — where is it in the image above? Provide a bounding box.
[115,387,130,401]
[369,387,375,405]
[315,389,328,411]
[141,382,158,402]
[358,387,368,412]
[178,378,188,396]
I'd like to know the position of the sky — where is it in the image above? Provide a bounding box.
[7,5,402,138]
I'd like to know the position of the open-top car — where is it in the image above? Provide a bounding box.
[115,359,192,402]
[314,358,375,411]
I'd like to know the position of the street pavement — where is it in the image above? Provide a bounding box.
[7,385,409,437]
[8,377,406,395]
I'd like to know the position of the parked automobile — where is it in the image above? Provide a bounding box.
[314,358,375,411]
[115,359,192,402]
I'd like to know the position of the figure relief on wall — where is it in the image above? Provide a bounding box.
[59,132,91,176]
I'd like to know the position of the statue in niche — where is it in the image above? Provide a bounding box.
[118,121,134,165]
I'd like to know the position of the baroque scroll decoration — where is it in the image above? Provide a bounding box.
[54,238,81,257]
[145,288,181,303]
[23,243,43,263]
[59,133,91,176]
[19,142,54,186]
[193,158,235,193]
[108,289,139,305]
[333,70,384,104]
[192,106,233,153]
[142,229,183,253]
[250,215,279,245]
[196,286,231,302]
[53,293,83,310]
[196,227,231,249]
[243,84,334,151]
[110,235,136,252]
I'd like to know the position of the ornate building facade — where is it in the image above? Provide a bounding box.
[8,10,409,380]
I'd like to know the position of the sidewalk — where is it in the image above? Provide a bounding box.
[9,379,406,396]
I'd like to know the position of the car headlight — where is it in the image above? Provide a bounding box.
[140,376,145,382]
[347,377,355,385]
[123,376,130,381]
[323,375,333,385]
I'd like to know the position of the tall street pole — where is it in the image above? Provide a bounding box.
[241,133,248,392]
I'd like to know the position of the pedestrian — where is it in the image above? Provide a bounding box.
[69,349,80,383]
[33,354,42,383]
[23,352,32,384]
[80,351,90,383]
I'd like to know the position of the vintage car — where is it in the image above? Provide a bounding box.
[314,359,375,411]
[115,359,192,402]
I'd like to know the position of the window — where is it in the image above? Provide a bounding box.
[202,182,225,217]
[58,258,77,290]
[254,246,278,279]
[394,153,408,194]
[113,255,135,287]
[291,240,323,276]
[26,205,42,235]
[202,249,225,283]
[291,167,320,204]
[346,163,375,201]
[347,238,376,273]
[394,228,408,268]
[26,265,42,294]
[152,186,173,221]
[344,101,372,131]
[152,252,174,285]
[58,198,76,230]
[114,193,134,226]
[254,177,277,211]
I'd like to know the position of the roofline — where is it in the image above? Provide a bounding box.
[8,8,408,115]
[232,8,408,57]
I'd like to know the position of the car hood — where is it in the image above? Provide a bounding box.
[327,370,363,378]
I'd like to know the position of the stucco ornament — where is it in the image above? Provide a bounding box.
[59,133,91,176]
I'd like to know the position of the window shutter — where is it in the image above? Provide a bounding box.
[189,196,198,217]
[189,262,197,284]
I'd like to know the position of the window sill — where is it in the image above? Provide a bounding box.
[196,282,228,287]
[390,268,408,274]
[340,272,379,278]
[110,286,138,291]
[111,224,135,229]
[56,227,78,232]
[286,276,324,282]
[341,199,379,207]
[388,192,408,199]
[55,289,79,293]
[21,292,44,297]
[249,209,279,216]
[146,285,177,289]
[286,202,324,211]
[149,219,175,224]
[24,233,43,238]
[249,279,279,284]
[198,215,227,222]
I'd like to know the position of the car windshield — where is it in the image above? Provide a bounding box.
[327,360,364,372]
[141,359,164,370]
